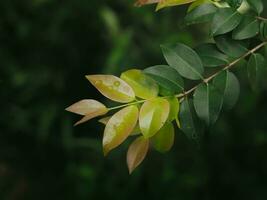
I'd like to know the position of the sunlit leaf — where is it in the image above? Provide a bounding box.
[74,109,108,126]
[66,99,107,115]
[167,96,180,122]
[103,105,139,155]
[139,98,170,138]
[121,69,159,99]
[156,0,196,11]
[127,136,149,174]
[152,122,175,153]
[86,75,135,103]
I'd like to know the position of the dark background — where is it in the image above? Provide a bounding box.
[1,0,267,199]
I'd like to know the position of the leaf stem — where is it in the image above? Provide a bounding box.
[256,16,267,21]
[108,41,267,112]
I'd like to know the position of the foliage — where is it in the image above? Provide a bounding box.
[67,0,267,173]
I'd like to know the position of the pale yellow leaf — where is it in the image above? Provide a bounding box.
[156,0,196,11]
[127,136,149,174]
[86,75,135,103]
[66,99,106,115]
[139,97,170,138]
[121,69,159,99]
[103,105,139,155]
[74,108,108,126]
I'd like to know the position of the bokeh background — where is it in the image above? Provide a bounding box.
[1,0,267,199]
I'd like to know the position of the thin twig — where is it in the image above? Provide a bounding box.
[256,16,267,21]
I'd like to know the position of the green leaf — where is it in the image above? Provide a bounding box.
[167,96,180,122]
[246,0,263,15]
[143,65,184,94]
[225,0,243,8]
[156,0,196,11]
[86,75,135,103]
[152,122,175,153]
[161,43,204,80]
[127,136,149,174]
[120,69,159,99]
[179,98,202,140]
[187,0,212,12]
[103,105,139,155]
[247,53,266,90]
[260,21,267,40]
[193,83,223,126]
[195,43,229,67]
[232,15,260,40]
[214,35,248,58]
[211,8,242,36]
[223,71,240,110]
[139,97,170,138]
[185,3,217,25]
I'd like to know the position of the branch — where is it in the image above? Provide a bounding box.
[176,41,267,99]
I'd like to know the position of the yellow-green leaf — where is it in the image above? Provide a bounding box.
[167,96,180,122]
[139,98,170,138]
[66,99,106,115]
[74,108,108,126]
[152,122,175,153]
[86,75,135,103]
[156,0,196,11]
[120,69,159,99]
[103,105,139,155]
[127,136,149,174]
[99,116,141,136]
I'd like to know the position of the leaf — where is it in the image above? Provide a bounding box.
[214,35,248,58]
[120,69,159,100]
[143,65,184,94]
[260,21,267,40]
[247,53,266,90]
[193,82,224,126]
[187,0,212,12]
[211,8,242,36]
[185,3,217,25]
[161,43,204,80]
[246,0,263,15]
[232,15,260,40]
[103,105,139,155]
[152,122,175,153]
[86,75,135,103]
[179,98,202,140]
[223,71,240,110]
[167,96,180,122]
[99,116,141,136]
[195,43,229,67]
[139,98,170,138]
[156,0,196,11]
[225,0,243,8]
[66,99,109,126]
[127,136,149,174]
[66,99,107,116]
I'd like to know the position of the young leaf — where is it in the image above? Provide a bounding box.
[179,98,202,140]
[143,65,184,94]
[246,0,263,15]
[232,15,260,40]
[247,53,266,90]
[152,122,175,153]
[211,8,242,36]
[121,69,159,99]
[66,99,107,116]
[185,3,217,25]
[193,83,223,126]
[167,96,180,122]
[156,0,196,11]
[214,35,248,58]
[74,108,108,126]
[86,75,135,103]
[139,98,170,138]
[99,116,141,136]
[127,136,149,174]
[195,43,229,67]
[223,71,240,110]
[161,43,204,80]
[103,105,139,155]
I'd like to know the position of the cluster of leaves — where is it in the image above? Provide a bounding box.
[66,0,267,173]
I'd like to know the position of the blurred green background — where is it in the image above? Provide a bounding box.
[1,0,267,199]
